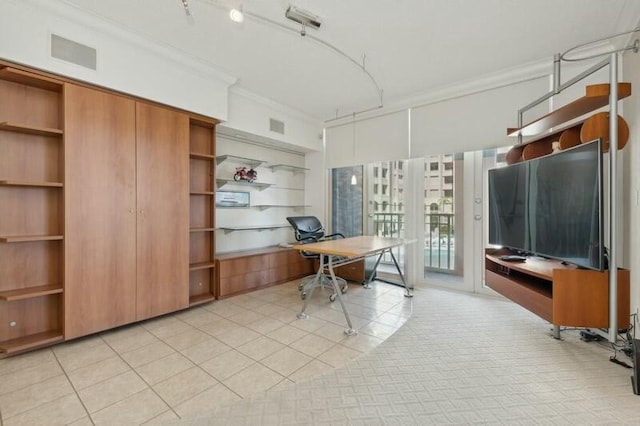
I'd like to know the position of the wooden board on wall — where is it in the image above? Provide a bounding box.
[64,84,137,339]
[135,102,190,319]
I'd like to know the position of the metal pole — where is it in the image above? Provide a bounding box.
[608,52,618,343]
[553,53,561,94]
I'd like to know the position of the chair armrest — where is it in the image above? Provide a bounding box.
[324,233,345,240]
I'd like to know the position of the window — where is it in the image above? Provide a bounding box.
[382,184,388,195]
[430,203,439,212]
[374,167,379,177]
[444,175,453,184]
[374,183,379,194]
[382,168,388,178]
[444,189,453,197]
[430,162,439,171]
[444,162,453,170]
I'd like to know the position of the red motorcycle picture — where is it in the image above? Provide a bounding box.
[234,166,258,183]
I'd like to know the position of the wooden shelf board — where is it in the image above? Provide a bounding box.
[190,152,215,160]
[0,331,64,354]
[189,293,215,306]
[216,155,264,168]
[0,235,64,243]
[508,84,631,138]
[0,67,63,91]
[0,180,63,188]
[0,285,63,301]
[189,261,216,271]
[0,122,63,136]
[190,191,214,196]
[190,227,215,233]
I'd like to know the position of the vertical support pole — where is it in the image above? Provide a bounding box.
[608,52,619,343]
[553,53,561,94]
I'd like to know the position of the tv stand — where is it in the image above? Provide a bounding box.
[485,248,629,338]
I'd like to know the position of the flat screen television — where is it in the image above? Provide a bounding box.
[488,139,604,270]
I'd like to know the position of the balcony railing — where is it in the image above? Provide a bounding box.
[371,212,455,273]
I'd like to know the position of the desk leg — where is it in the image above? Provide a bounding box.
[363,252,384,289]
[389,250,413,298]
[297,259,325,320]
[328,256,357,336]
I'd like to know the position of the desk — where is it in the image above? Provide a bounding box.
[292,236,414,335]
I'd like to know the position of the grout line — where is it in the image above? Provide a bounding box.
[50,348,95,426]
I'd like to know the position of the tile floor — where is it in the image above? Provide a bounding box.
[0,280,412,425]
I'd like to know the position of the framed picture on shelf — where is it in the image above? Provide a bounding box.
[216,191,250,208]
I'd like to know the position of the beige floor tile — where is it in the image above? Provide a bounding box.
[152,366,218,407]
[340,332,385,352]
[288,359,333,383]
[91,388,169,425]
[289,315,329,333]
[53,339,116,372]
[143,317,193,339]
[227,309,265,325]
[260,347,312,377]
[245,317,287,335]
[136,352,194,385]
[0,356,63,396]
[196,317,240,337]
[358,320,400,339]
[177,310,222,328]
[199,349,254,381]
[179,337,232,365]
[317,344,363,368]
[100,325,159,354]
[222,363,285,398]
[67,355,131,390]
[163,328,213,351]
[67,416,94,426]
[312,307,353,325]
[215,326,261,348]
[227,296,264,311]
[120,340,176,368]
[174,383,241,418]
[312,321,351,343]
[0,348,55,377]
[202,301,246,317]
[142,409,180,425]
[3,393,87,426]
[374,312,408,327]
[269,378,295,392]
[236,336,285,361]
[289,333,336,358]
[251,301,285,316]
[266,307,299,324]
[0,374,74,419]
[78,370,148,413]
[266,324,308,345]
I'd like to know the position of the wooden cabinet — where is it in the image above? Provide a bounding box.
[135,102,189,319]
[217,247,313,298]
[0,67,65,353]
[189,119,216,305]
[64,84,137,339]
[64,85,191,337]
[485,249,629,328]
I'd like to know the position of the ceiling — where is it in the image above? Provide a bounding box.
[59,0,640,121]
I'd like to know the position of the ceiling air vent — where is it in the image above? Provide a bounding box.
[51,34,97,70]
[270,118,285,134]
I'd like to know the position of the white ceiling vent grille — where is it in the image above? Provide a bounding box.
[51,34,97,70]
[269,118,285,134]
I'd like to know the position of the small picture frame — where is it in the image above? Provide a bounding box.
[216,191,250,208]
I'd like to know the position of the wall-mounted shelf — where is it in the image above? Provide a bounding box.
[216,178,272,190]
[0,121,63,136]
[0,180,64,188]
[267,164,309,174]
[189,293,215,306]
[0,235,64,243]
[0,285,63,301]
[190,152,215,160]
[217,225,290,234]
[190,190,214,196]
[507,82,631,138]
[0,331,64,354]
[216,154,264,168]
[189,261,216,271]
[190,227,216,232]
[253,204,310,211]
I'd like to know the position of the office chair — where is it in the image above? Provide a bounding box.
[286,216,348,302]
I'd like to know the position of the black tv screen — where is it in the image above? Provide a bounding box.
[488,139,603,270]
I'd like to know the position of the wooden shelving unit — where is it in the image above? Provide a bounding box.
[0,66,64,355]
[189,118,217,305]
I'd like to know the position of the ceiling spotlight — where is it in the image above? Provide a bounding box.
[230,6,244,23]
[180,0,191,16]
[285,5,321,30]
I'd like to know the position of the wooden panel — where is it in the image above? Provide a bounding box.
[136,102,190,319]
[553,269,630,328]
[189,268,214,298]
[0,80,60,129]
[485,269,553,322]
[190,232,213,265]
[0,131,61,182]
[190,195,214,229]
[1,295,61,342]
[190,158,214,193]
[219,270,270,297]
[189,123,214,155]
[64,84,137,339]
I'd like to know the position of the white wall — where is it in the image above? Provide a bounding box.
[623,52,640,319]
[0,0,232,119]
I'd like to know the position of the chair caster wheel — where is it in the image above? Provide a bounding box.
[301,292,307,300]
[329,293,336,302]
[298,282,304,291]
[341,284,348,294]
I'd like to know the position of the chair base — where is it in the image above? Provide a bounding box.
[299,274,348,302]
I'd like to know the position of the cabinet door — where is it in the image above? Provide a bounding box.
[135,102,189,319]
[64,84,137,339]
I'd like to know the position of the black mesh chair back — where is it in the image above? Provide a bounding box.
[286,216,325,244]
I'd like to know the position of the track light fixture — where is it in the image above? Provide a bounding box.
[230,5,244,23]
[285,5,321,36]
